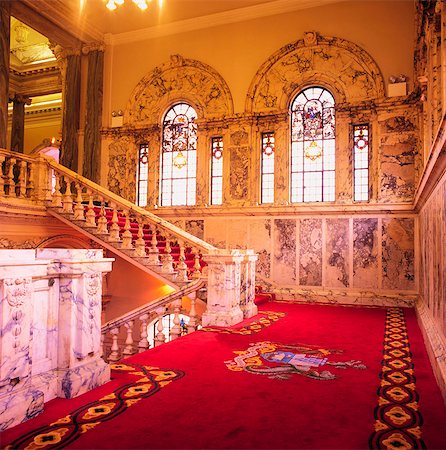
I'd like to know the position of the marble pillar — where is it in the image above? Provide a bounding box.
[83,44,104,183]
[201,249,244,326]
[54,45,81,171]
[10,94,31,153]
[0,1,10,149]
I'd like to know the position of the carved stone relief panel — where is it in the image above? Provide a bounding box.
[126,55,233,126]
[229,144,250,204]
[378,110,419,203]
[247,33,385,114]
[107,137,137,202]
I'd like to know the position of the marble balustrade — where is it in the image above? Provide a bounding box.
[0,249,113,432]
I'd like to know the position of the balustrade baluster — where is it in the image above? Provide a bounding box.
[138,313,150,352]
[187,295,199,334]
[122,320,135,356]
[176,241,189,282]
[170,299,182,340]
[62,178,73,213]
[51,173,63,208]
[162,236,174,273]
[85,190,96,228]
[73,183,86,221]
[108,203,121,243]
[121,211,133,250]
[17,160,26,197]
[192,250,202,279]
[147,224,160,265]
[26,162,34,197]
[96,199,109,235]
[135,221,147,257]
[108,327,121,362]
[0,155,5,198]
[5,158,15,197]
[154,308,166,347]
[100,332,105,359]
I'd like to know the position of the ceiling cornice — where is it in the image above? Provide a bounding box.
[106,0,347,46]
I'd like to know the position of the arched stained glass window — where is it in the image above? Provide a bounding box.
[160,103,197,206]
[290,86,335,203]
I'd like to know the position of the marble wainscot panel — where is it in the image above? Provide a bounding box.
[226,218,249,250]
[204,217,227,249]
[185,219,204,240]
[325,219,350,288]
[381,218,415,290]
[248,219,272,282]
[353,218,378,289]
[273,219,296,284]
[0,249,114,431]
[299,218,322,286]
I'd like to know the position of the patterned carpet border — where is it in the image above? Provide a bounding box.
[4,364,184,450]
[369,307,426,450]
[199,310,286,335]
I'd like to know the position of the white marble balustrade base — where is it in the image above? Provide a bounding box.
[202,307,244,327]
[242,302,258,319]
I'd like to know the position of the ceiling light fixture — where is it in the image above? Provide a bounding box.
[106,0,151,11]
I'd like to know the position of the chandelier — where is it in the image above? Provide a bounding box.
[105,0,153,11]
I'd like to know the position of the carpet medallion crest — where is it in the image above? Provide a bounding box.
[4,364,184,450]
[369,308,426,450]
[225,341,366,380]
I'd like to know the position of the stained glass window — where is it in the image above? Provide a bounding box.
[353,124,369,201]
[160,103,197,206]
[137,143,149,207]
[261,132,275,204]
[290,86,335,203]
[211,137,223,205]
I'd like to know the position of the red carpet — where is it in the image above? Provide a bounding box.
[2,303,446,449]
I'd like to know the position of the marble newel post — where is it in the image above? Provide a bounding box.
[10,94,31,153]
[36,249,113,399]
[0,1,10,149]
[201,249,245,327]
[83,43,104,183]
[239,250,258,318]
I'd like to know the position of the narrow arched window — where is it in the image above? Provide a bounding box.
[136,143,149,207]
[290,86,335,203]
[160,103,197,206]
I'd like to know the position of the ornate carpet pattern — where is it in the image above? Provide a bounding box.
[369,308,426,450]
[4,364,184,450]
[199,310,286,335]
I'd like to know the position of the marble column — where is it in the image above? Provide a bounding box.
[201,249,244,326]
[83,44,104,183]
[53,45,81,171]
[10,94,31,153]
[0,1,10,149]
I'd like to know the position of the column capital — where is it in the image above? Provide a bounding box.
[9,93,31,105]
[82,41,106,55]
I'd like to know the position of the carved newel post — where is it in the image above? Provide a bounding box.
[201,249,244,327]
[36,249,113,399]
[239,250,258,319]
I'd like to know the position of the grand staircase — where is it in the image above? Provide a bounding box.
[0,149,225,362]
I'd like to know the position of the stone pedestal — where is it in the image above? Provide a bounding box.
[201,249,244,327]
[0,249,113,431]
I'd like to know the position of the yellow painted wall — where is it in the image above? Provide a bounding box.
[105,0,415,118]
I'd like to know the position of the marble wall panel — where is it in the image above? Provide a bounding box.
[299,218,322,286]
[226,219,248,250]
[382,218,415,290]
[185,220,204,240]
[353,218,378,289]
[325,219,350,288]
[229,145,249,202]
[248,219,272,280]
[272,219,296,284]
[203,217,227,249]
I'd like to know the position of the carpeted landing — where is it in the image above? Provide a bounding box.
[2,302,446,450]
